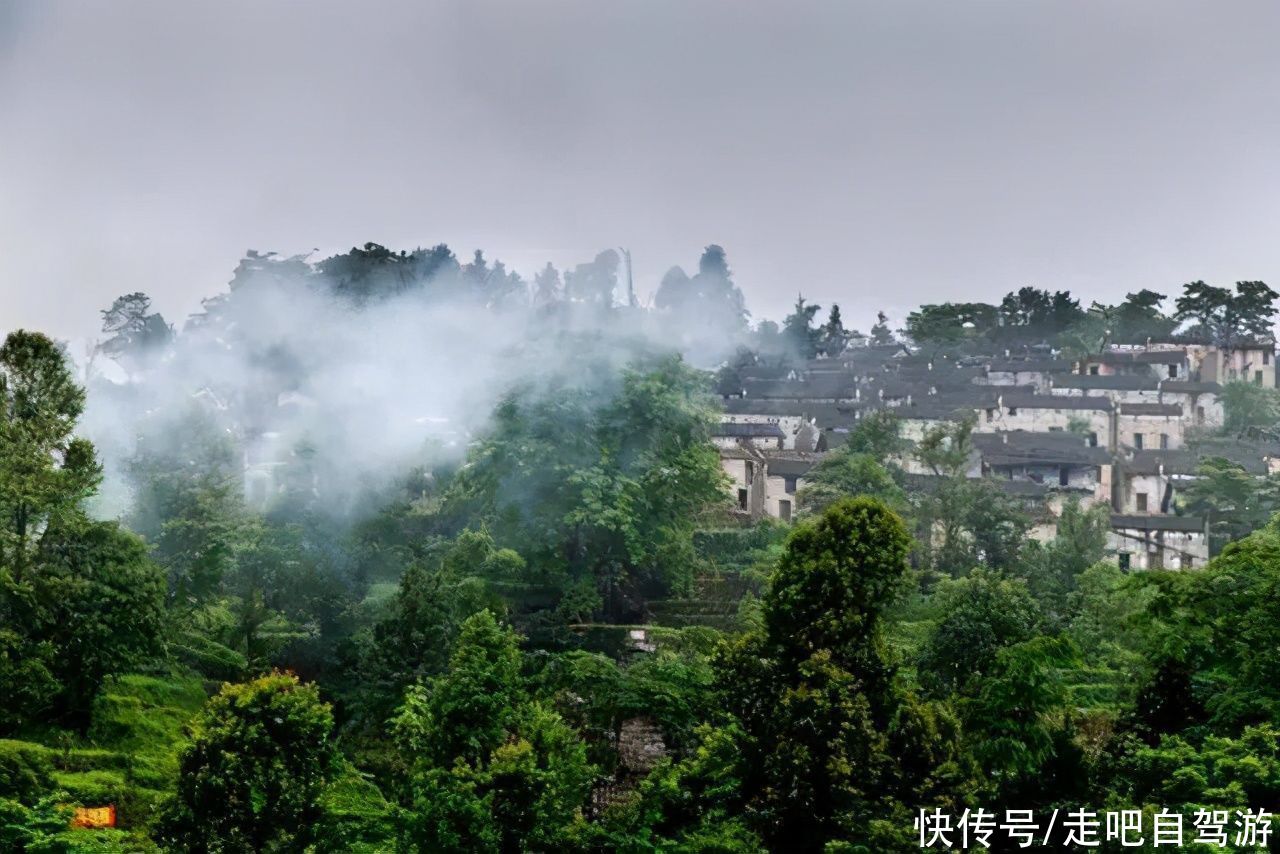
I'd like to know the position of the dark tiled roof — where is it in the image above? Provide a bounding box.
[1091,349,1188,365]
[742,376,855,399]
[973,431,1111,466]
[763,450,823,478]
[718,446,765,462]
[1051,373,1160,391]
[1118,403,1184,416]
[1001,392,1113,411]
[1132,350,1190,364]
[987,359,1072,373]
[902,473,1055,501]
[1160,381,1222,394]
[721,399,798,414]
[712,422,785,439]
[1111,514,1204,533]
[1139,335,1275,348]
[1119,450,1201,476]
[893,404,976,421]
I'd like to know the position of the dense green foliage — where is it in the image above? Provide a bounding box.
[441,353,726,620]
[5,261,1280,850]
[158,673,337,852]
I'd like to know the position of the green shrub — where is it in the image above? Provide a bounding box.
[314,767,396,852]
[54,770,166,829]
[170,632,248,682]
[0,740,54,802]
[54,749,131,774]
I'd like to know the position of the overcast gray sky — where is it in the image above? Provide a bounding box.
[2,0,1279,342]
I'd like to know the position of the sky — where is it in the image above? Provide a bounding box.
[2,0,1280,343]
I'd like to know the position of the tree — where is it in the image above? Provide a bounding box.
[1219,380,1280,439]
[532,263,563,307]
[1058,302,1114,361]
[1175,280,1279,350]
[97,291,173,374]
[1067,562,1150,668]
[690,245,747,333]
[564,250,620,305]
[0,331,102,580]
[781,295,822,361]
[914,479,1031,580]
[709,499,974,849]
[870,310,895,345]
[1126,521,1280,734]
[1113,289,1176,343]
[797,451,904,515]
[442,354,726,620]
[332,536,499,755]
[394,611,593,852]
[844,409,906,459]
[314,242,451,303]
[749,319,790,366]
[29,519,166,728]
[0,331,166,729]
[960,636,1081,801]
[917,569,1042,697]
[799,402,906,513]
[1106,724,1280,815]
[914,417,976,479]
[0,795,72,852]
[764,498,911,669]
[125,405,245,607]
[1016,498,1111,622]
[655,248,749,360]
[654,266,692,312]
[910,418,1031,578]
[904,302,998,351]
[1180,456,1280,553]
[0,629,58,734]
[819,304,849,356]
[998,287,1083,341]
[160,672,337,853]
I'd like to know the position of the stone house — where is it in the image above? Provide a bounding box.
[1108,515,1209,570]
[1115,403,1186,450]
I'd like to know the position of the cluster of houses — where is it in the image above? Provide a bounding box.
[716,338,1280,570]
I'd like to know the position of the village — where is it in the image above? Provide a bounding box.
[715,335,1279,571]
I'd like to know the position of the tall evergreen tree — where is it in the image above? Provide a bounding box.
[820,303,849,356]
[782,295,822,361]
[0,331,102,580]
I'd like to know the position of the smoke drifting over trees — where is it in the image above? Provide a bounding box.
[79,242,759,523]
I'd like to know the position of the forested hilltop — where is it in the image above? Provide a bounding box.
[4,242,1280,851]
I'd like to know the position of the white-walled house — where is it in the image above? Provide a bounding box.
[711,422,785,450]
[719,446,767,517]
[1115,403,1186,451]
[1108,514,1208,570]
[761,450,821,521]
[1048,373,1162,404]
[982,393,1113,449]
[1157,381,1224,427]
